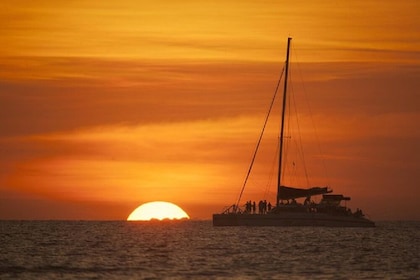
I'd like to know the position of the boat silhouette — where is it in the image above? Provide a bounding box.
[213,38,375,227]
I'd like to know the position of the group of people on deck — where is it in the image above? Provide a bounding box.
[245,200,272,214]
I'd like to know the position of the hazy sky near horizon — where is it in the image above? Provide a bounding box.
[1,0,419,220]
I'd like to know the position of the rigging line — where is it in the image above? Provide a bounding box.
[289,68,311,188]
[263,140,280,200]
[235,66,285,210]
[291,84,311,188]
[293,45,331,187]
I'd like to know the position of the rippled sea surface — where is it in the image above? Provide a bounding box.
[0,221,418,279]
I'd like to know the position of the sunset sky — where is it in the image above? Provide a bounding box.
[1,0,419,220]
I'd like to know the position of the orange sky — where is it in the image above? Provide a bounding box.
[1,0,419,220]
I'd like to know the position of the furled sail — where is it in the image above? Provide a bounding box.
[278,186,331,200]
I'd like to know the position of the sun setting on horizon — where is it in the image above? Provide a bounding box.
[127,201,190,221]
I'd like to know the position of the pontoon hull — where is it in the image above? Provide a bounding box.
[213,213,375,227]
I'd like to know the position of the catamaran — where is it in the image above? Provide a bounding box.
[213,38,375,227]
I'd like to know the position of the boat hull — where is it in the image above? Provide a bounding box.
[213,213,375,227]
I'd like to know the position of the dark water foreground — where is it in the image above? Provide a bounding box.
[0,220,418,279]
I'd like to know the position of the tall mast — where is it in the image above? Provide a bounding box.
[276,37,292,207]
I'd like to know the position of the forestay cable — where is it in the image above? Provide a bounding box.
[235,66,285,211]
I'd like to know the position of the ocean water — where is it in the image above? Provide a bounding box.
[0,221,418,279]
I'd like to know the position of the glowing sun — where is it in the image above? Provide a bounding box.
[127,201,190,221]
